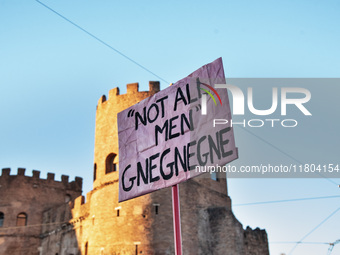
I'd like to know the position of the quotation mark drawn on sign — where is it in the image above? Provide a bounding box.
[196,78,223,106]
[127,109,135,118]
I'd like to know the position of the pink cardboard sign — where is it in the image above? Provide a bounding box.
[118,58,238,202]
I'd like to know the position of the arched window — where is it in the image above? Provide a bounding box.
[93,163,97,181]
[105,153,117,174]
[65,194,71,203]
[16,213,27,226]
[0,212,4,227]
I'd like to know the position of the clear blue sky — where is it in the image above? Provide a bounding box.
[1,1,339,254]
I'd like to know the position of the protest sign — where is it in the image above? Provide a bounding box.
[118,58,238,202]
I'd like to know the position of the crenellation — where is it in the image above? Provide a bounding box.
[149,81,160,92]
[98,95,106,105]
[96,82,162,110]
[126,82,139,93]
[96,95,107,110]
[18,167,25,175]
[74,196,85,209]
[1,168,10,176]
[61,175,69,184]
[0,168,83,191]
[47,172,55,181]
[32,170,40,178]
[74,176,83,188]
[70,191,92,213]
[108,87,120,98]
[69,179,82,191]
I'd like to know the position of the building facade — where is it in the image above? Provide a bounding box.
[0,168,82,255]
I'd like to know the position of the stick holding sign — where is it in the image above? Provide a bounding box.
[172,184,182,255]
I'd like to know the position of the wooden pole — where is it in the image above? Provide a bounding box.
[172,184,183,255]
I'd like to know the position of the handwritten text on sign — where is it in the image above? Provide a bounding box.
[118,58,238,202]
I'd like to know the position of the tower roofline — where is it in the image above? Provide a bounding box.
[97,81,160,108]
[0,167,82,191]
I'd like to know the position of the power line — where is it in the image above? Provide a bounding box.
[236,126,338,186]
[34,0,170,84]
[271,241,329,245]
[233,195,340,207]
[288,205,340,255]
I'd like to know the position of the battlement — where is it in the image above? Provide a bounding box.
[0,168,82,192]
[71,192,91,219]
[97,81,160,107]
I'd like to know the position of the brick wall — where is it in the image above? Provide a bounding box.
[0,168,82,255]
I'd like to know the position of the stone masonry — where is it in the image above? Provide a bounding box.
[0,168,82,255]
